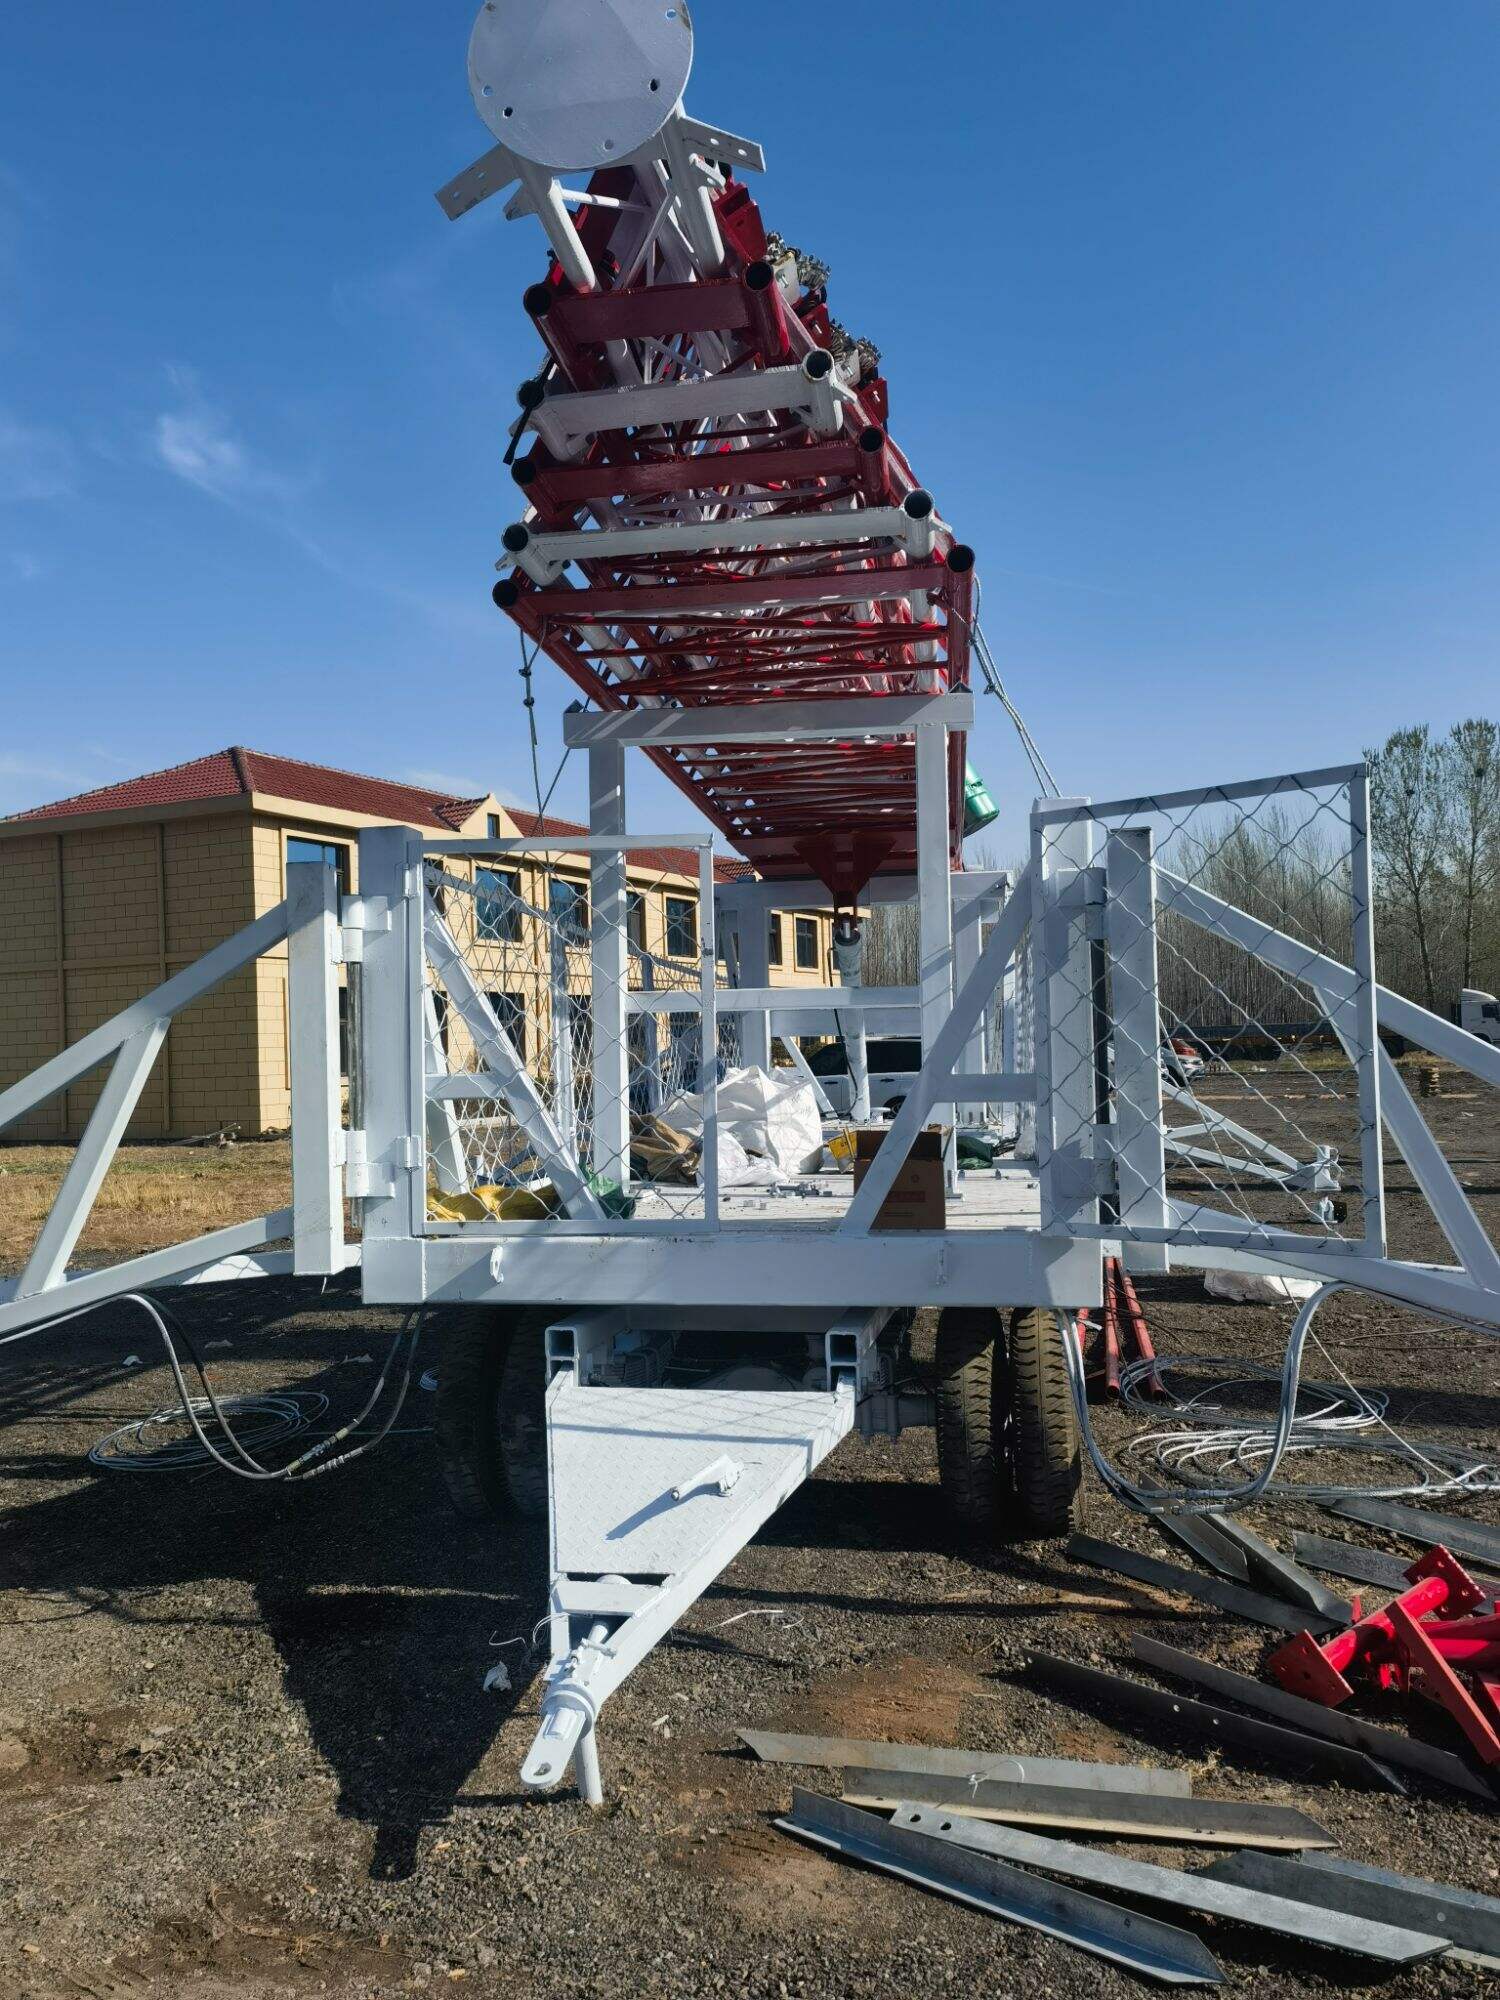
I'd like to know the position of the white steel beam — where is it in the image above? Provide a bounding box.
[0,901,290,1137]
[840,874,1032,1236]
[423,898,606,1224]
[915,722,955,1169]
[589,746,631,1189]
[528,359,845,456]
[0,1209,295,1342]
[13,1020,169,1302]
[1105,828,1169,1272]
[511,505,930,583]
[287,862,347,1276]
[563,693,973,750]
[628,985,919,1014]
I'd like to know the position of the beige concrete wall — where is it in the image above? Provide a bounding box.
[0,812,263,1142]
[0,832,66,1141]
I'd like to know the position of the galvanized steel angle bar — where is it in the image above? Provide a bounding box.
[1066,1535,1344,1636]
[1198,1851,1495,1965]
[1027,1650,1401,1795]
[1131,1636,1494,1801]
[839,1770,1327,1845]
[737,1731,1191,1795]
[895,1805,1448,1967]
[776,1788,1224,1986]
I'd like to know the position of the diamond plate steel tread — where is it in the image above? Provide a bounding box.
[896,1805,1448,1967]
[547,1384,845,1575]
[840,1768,1330,1846]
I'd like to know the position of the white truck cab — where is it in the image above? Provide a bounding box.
[1459,989,1500,1046]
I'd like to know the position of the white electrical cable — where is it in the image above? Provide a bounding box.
[1056,1283,1500,1516]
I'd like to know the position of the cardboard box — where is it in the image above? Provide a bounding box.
[851,1125,948,1231]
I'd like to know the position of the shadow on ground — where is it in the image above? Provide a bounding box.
[0,1276,548,1879]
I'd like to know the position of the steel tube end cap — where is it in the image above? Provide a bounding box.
[946,543,976,574]
[501,522,532,554]
[902,489,935,521]
[801,348,835,383]
[492,578,522,610]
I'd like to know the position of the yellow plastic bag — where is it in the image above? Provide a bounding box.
[426,1181,556,1222]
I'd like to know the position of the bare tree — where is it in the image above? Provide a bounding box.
[1367,726,1448,1010]
[1446,717,1500,993]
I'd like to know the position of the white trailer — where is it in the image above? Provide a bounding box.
[3,0,1499,1812]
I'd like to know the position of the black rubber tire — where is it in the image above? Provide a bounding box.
[433,1307,552,1521]
[933,1307,1005,1530]
[1004,1305,1084,1539]
[493,1313,549,1518]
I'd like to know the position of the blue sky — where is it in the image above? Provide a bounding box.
[2,2,1497,855]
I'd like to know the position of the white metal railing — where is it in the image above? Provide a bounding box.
[0,863,347,1342]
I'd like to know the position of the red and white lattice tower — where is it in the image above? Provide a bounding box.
[440,0,975,910]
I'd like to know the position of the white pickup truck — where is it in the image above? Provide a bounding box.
[1459,989,1500,1046]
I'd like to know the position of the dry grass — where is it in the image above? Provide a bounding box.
[0,1141,294,1277]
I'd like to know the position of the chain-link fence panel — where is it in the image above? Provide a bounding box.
[1032,767,1383,1255]
[420,852,733,1225]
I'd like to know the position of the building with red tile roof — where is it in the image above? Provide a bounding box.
[0,749,835,1140]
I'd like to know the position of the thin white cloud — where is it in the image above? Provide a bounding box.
[0,411,74,504]
[146,365,493,644]
[4,549,43,581]
[0,749,84,814]
[403,767,490,798]
[151,367,295,505]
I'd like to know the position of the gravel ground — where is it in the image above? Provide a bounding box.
[0,1076,1496,1999]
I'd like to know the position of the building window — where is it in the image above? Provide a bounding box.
[486,991,526,1060]
[486,812,500,839]
[795,916,819,970]
[550,878,589,940]
[768,914,783,967]
[287,837,349,889]
[626,891,648,952]
[477,867,522,942]
[429,990,450,1055]
[665,895,697,959]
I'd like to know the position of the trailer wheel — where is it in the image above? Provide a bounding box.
[933,1307,1005,1530]
[433,1307,551,1521]
[1004,1306,1084,1539]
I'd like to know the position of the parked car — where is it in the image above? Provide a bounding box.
[1162,1036,1206,1086]
[803,1036,924,1118]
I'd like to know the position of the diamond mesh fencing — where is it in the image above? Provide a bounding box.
[1031,769,1382,1253]
[419,853,738,1225]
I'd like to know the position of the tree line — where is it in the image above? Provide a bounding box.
[854,718,1498,1039]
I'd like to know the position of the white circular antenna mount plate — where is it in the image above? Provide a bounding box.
[469,0,693,173]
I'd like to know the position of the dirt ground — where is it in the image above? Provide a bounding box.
[0,1072,1496,1999]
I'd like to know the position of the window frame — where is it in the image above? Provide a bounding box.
[794,915,819,971]
[476,866,523,944]
[664,894,698,960]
